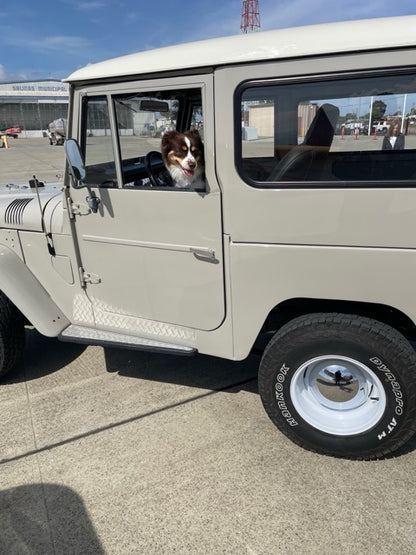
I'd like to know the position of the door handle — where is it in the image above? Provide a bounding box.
[190,247,216,261]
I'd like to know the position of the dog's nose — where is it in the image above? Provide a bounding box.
[188,160,196,169]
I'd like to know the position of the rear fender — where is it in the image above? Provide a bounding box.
[0,245,70,336]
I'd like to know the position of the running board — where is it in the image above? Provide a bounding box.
[59,325,196,356]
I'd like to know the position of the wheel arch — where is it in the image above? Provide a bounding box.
[260,297,416,343]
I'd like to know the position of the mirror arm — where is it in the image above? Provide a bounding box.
[86,191,101,213]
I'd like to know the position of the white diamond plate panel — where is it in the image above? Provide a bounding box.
[73,292,94,325]
[90,296,196,345]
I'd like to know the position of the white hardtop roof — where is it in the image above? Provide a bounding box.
[65,15,416,83]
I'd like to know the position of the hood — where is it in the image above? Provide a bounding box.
[0,183,63,232]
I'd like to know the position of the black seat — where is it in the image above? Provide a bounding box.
[269,103,339,181]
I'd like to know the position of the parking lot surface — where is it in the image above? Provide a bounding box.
[0,137,66,186]
[1,139,416,554]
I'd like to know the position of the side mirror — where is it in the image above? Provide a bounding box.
[65,138,86,188]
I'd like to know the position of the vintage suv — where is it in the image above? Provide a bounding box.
[1,15,416,460]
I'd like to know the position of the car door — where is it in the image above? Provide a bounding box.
[69,75,225,332]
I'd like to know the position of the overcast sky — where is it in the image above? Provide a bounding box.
[1,0,415,82]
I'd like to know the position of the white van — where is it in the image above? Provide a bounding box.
[1,15,416,459]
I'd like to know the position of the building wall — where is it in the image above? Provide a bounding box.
[298,103,317,139]
[0,80,69,137]
[248,105,273,137]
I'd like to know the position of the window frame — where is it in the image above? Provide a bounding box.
[78,78,209,191]
[80,94,119,188]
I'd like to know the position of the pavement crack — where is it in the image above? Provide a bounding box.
[24,377,58,553]
[0,376,257,465]
[23,379,39,451]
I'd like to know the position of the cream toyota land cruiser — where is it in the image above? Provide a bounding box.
[2,15,416,459]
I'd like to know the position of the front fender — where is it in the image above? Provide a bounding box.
[0,245,70,336]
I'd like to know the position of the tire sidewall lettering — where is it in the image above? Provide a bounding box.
[368,356,405,420]
[274,363,298,427]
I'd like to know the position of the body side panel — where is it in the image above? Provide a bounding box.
[213,49,416,357]
[229,243,416,359]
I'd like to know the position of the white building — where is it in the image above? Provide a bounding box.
[0,80,69,137]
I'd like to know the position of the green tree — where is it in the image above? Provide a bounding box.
[371,100,387,123]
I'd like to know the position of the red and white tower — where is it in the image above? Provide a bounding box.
[240,0,261,33]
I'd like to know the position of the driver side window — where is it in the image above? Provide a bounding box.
[114,88,204,189]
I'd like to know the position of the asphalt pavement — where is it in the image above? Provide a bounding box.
[0,136,66,186]
[1,139,416,554]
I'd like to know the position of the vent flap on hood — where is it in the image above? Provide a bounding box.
[4,198,33,226]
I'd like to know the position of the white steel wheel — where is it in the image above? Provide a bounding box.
[290,355,386,436]
[258,313,416,459]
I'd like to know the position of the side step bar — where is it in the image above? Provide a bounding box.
[59,324,196,356]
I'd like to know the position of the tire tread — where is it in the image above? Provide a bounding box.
[0,292,25,378]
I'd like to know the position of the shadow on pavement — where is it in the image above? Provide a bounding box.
[102,331,272,393]
[0,483,104,554]
[104,347,259,394]
[3,329,261,395]
[3,329,87,384]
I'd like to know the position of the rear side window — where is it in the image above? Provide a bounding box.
[238,72,416,187]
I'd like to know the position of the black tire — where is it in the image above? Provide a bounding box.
[258,313,416,460]
[0,292,25,378]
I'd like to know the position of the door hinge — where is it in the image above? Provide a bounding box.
[68,199,91,218]
[79,268,101,286]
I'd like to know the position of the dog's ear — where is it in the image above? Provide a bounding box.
[187,130,204,152]
[161,131,177,148]
[186,129,202,142]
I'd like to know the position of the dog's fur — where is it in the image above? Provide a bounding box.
[161,130,205,189]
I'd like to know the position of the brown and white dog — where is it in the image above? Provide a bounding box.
[161,129,205,189]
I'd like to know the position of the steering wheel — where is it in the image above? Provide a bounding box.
[144,151,164,187]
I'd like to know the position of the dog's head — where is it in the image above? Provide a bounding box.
[161,130,204,188]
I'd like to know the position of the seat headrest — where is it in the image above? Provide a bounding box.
[304,103,340,147]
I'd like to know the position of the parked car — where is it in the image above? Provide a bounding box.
[344,121,364,133]
[373,120,390,133]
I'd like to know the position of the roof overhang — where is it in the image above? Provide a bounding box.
[64,16,416,84]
